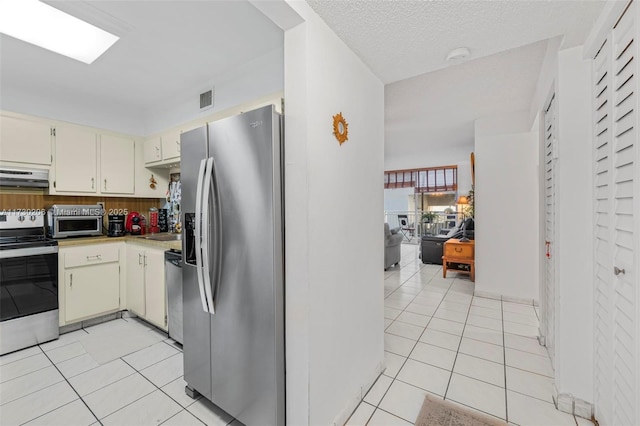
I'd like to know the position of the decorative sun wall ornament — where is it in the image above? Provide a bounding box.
[332,112,349,145]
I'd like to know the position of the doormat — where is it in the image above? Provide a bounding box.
[415,395,507,426]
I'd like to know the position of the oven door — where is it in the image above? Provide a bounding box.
[0,245,59,354]
[0,246,58,322]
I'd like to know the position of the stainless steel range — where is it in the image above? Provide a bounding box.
[0,210,59,355]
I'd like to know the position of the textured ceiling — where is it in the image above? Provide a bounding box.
[307,0,606,84]
[306,0,607,168]
[0,1,283,114]
[384,39,548,168]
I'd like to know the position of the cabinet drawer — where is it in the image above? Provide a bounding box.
[444,242,474,259]
[64,244,119,268]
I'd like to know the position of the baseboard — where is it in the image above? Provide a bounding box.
[473,290,539,306]
[59,311,122,334]
[501,294,537,305]
[552,385,594,420]
[473,290,501,300]
[332,358,386,426]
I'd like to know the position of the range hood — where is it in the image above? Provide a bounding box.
[0,167,49,188]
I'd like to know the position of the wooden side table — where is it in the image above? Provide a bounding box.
[442,239,475,282]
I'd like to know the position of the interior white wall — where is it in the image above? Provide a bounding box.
[384,188,414,212]
[553,46,594,404]
[384,142,473,172]
[474,111,539,301]
[283,1,385,424]
[1,47,284,138]
[143,47,284,135]
[0,85,146,136]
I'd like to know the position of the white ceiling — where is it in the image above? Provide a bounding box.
[384,39,548,168]
[306,0,607,84]
[1,0,609,161]
[0,1,283,116]
[306,0,608,168]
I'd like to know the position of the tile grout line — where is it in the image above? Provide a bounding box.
[501,297,509,424]
[373,262,443,424]
[381,268,474,423]
[443,286,473,400]
[120,357,225,426]
[36,345,103,426]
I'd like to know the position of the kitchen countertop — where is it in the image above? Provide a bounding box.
[55,233,182,252]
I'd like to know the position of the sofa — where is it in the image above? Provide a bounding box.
[385,223,403,269]
[420,218,475,264]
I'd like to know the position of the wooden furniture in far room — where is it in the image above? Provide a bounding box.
[443,238,475,282]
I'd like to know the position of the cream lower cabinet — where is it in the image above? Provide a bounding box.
[60,243,122,325]
[126,244,167,330]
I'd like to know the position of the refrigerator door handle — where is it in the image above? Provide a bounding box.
[210,156,223,315]
[201,157,216,315]
[194,158,210,313]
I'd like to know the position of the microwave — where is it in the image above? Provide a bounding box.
[46,204,104,238]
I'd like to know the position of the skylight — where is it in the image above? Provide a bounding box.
[0,0,119,64]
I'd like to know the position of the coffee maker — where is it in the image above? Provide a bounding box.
[107,215,125,237]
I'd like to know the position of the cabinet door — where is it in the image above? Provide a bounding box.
[54,125,97,192]
[134,139,169,198]
[65,263,119,323]
[144,136,162,164]
[0,116,52,165]
[126,246,146,317]
[100,134,134,194]
[161,130,181,161]
[144,249,167,329]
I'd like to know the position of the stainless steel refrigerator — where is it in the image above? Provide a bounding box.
[181,105,285,425]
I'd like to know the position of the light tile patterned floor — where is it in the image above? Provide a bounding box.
[348,243,591,426]
[0,318,238,426]
[1,243,594,426]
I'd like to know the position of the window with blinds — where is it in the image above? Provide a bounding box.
[384,166,457,192]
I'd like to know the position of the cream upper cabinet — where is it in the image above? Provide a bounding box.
[0,115,52,166]
[144,136,162,164]
[161,129,181,161]
[53,125,97,193]
[100,134,134,194]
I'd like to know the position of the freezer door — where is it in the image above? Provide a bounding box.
[207,105,284,425]
[180,126,212,401]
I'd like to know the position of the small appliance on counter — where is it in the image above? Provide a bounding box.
[46,204,103,238]
[158,209,169,233]
[107,215,125,237]
[148,207,160,234]
[125,212,146,235]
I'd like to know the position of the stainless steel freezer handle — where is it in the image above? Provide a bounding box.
[194,158,209,313]
[209,156,223,316]
[201,157,216,314]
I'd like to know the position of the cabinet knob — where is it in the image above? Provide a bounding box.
[104,179,107,190]
[614,266,626,276]
[91,177,94,189]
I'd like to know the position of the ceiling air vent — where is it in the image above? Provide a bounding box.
[200,88,214,111]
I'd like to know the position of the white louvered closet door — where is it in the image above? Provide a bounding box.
[592,33,614,425]
[592,2,639,425]
[541,95,557,368]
